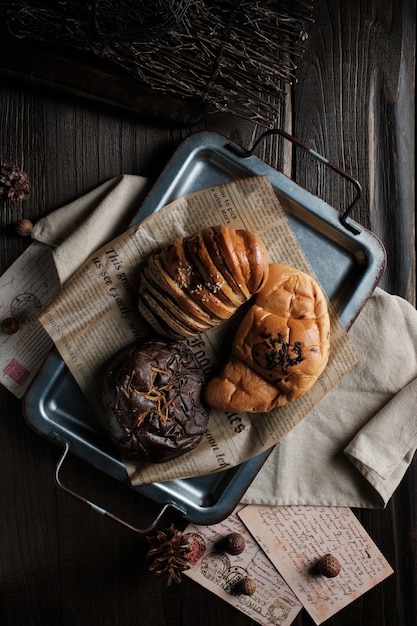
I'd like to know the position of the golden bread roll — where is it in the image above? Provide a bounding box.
[138,225,269,339]
[203,263,331,412]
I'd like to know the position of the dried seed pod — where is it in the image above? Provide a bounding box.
[236,577,257,595]
[1,317,20,334]
[316,554,341,578]
[222,532,246,555]
[145,523,191,586]
[15,218,34,237]
[0,162,31,204]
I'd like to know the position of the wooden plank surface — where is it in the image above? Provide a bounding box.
[292,0,416,304]
[0,1,415,625]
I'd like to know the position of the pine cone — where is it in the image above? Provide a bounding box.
[0,161,31,204]
[145,523,191,585]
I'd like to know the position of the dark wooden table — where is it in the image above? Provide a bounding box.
[1,1,415,625]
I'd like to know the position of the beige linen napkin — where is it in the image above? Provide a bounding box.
[31,174,417,508]
[242,289,417,508]
[32,174,151,284]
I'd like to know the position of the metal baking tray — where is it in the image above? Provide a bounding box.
[136,129,386,327]
[23,129,386,532]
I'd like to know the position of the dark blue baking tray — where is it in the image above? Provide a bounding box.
[22,130,386,531]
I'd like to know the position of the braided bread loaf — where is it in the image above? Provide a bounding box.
[203,263,331,413]
[138,225,269,339]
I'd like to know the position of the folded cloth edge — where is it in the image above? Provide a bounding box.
[344,376,417,479]
[32,174,151,285]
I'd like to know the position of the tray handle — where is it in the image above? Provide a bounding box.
[226,128,362,235]
[54,436,182,534]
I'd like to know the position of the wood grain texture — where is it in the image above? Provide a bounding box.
[293,0,415,303]
[0,1,415,625]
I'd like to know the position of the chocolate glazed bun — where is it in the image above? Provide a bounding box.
[101,340,209,463]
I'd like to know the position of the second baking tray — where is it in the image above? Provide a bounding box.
[22,129,386,531]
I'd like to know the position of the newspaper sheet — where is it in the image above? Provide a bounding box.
[39,175,358,484]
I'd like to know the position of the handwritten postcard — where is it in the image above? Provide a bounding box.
[238,505,394,625]
[0,242,58,397]
[183,505,302,626]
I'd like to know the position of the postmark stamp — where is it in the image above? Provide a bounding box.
[11,292,42,323]
[3,359,30,385]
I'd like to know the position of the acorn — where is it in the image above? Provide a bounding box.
[222,532,246,555]
[316,554,341,578]
[15,218,34,237]
[235,577,257,595]
[1,317,20,334]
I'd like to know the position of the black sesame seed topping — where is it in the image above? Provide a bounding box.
[258,331,305,373]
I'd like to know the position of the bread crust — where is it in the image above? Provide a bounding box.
[203,263,331,412]
[138,225,269,339]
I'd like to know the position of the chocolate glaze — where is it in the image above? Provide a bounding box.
[101,339,208,463]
